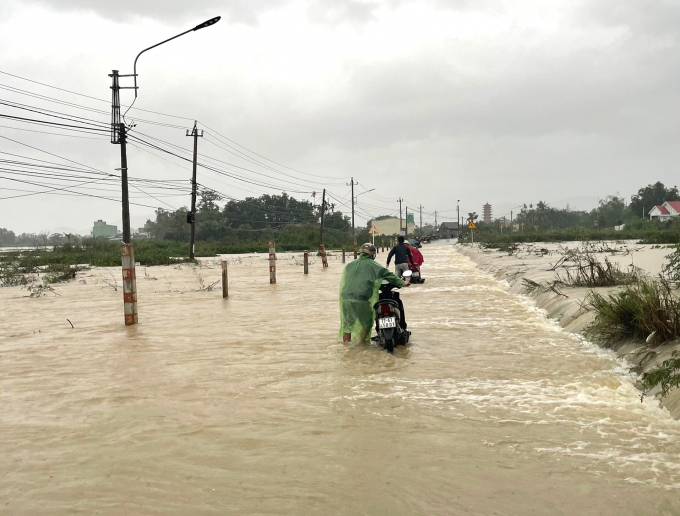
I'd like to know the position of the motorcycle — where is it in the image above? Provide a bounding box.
[408,262,424,283]
[372,270,411,353]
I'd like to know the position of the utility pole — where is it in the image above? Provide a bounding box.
[109,70,132,243]
[320,188,326,245]
[186,121,203,260]
[319,188,328,268]
[457,200,460,236]
[398,198,404,234]
[419,204,423,237]
[434,210,437,230]
[119,124,131,243]
[110,69,137,326]
[405,206,409,239]
[348,177,357,258]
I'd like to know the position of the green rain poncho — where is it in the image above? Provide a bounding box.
[339,254,406,340]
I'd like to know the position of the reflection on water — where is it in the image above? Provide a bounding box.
[2,245,680,515]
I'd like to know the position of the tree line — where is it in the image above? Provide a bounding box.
[466,181,680,230]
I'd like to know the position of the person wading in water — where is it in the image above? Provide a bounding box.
[386,235,413,278]
[339,243,408,342]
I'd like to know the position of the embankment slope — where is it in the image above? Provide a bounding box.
[456,242,680,418]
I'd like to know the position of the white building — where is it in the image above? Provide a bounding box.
[371,217,416,236]
[649,201,680,222]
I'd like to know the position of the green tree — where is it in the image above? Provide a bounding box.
[629,182,680,218]
[594,196,626,228]
[0,228,16,247]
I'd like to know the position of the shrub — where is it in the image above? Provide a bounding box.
[584,277,680,347]
[557,254,640,288]
[663,244,680,285]
[640,351,680,399]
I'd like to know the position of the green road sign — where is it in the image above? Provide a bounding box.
[406,213,415,224]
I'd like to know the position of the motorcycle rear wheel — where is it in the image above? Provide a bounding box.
[380,333,395,353]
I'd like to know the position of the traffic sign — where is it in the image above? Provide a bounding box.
[368,225,379,235]
[406,213,415,224]
[467,221,476,229]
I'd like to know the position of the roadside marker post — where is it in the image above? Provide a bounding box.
[303,252,309,274]
[121,244,138,325]
[319,244,329,268]
[342,249,346,263]
[221,260,229,298]
[467,221,477,246]
[269,241,276,284]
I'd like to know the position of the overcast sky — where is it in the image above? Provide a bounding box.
[1,0,679,235]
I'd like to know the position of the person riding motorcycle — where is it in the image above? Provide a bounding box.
[339,243,408,342]
[405,242,425,283]
[387,235,414,278]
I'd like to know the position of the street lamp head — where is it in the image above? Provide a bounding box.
[194,16,221,31]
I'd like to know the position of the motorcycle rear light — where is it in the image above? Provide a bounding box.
[380,304,391,316]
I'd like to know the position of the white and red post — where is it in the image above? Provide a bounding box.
[269,241,276,284]
[121,243,138,325]
[319,244,328,268]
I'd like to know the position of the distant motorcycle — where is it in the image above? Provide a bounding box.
[372,270,411,353]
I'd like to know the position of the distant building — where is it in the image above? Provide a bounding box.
[133,228,150,239]
[439,222,459,236]
[649,201,680,222]
[483,203,492,223]
[372,217,416,236]
[92,220,117,238]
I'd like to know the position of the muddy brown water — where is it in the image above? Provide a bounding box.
[2,243,680,515]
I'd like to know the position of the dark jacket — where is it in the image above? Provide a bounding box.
[387,243,413,266]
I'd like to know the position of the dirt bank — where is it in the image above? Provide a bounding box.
[456,242,680,418]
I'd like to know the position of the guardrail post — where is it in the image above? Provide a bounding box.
[121,243,137,325]
[303,252,309,274]
[222,260,229,298]
[269,241,276,283]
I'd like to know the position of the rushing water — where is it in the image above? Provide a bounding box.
[2,243,680,515]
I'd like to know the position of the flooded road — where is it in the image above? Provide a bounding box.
[2,243,680,515]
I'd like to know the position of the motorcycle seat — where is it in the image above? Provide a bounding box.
[373,299,400,310]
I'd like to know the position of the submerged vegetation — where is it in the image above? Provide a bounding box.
[520,245,642,297]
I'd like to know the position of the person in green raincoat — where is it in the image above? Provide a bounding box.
[339,243,408,342]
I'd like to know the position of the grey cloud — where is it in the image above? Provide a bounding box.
[579,0,680,37]
[306,0,380,27]
[5,0,680,233]
[21,0,281,25]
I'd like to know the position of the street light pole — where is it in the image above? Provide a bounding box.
[109,15,221,325]
[132,17,221,98]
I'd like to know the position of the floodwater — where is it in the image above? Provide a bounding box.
[2,243,680,515]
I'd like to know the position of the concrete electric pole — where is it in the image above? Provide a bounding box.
[186,121,203,260]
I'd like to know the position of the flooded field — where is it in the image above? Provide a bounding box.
[2,242,680,515]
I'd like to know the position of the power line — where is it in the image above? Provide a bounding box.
[0,69,195,121]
